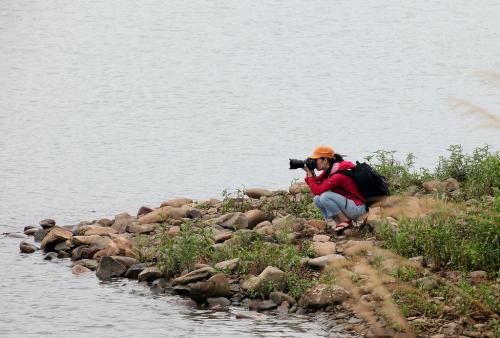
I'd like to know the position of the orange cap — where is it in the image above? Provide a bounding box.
[309,146,335,159]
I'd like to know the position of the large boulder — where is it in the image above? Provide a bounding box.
[244,188,272,199]
[96,256,127,281]
[244,209,267,229]
[112,213,135,233]
[216,212,249,230]
[299,284,350,309]
[41,227,73,252]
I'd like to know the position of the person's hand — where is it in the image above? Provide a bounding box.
[303,164,313,177]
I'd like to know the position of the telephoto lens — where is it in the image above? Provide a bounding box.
[289,159,305,170]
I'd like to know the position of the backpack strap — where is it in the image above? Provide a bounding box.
[329,169,367,207]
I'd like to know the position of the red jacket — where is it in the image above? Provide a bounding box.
[304,161,365,205]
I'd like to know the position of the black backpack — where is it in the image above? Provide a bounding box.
[336,161,390,207]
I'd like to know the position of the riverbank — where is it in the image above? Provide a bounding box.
[13,146,500,338]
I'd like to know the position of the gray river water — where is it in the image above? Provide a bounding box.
[1,1,499,337]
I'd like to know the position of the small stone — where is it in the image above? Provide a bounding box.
[244,188,272,199]
[313,242,336,257]
[138,267,163,282]
[43,252,58,260]
[150,278,169,293]
[19,241,37,253]
[137,206,154,217]
[71,264,91,275]
[74,259,98,270]
[469,271,487,284]
[307,254,346,269]
[215,258,240,271]
[207,297,231,308]
[214,231,233,243]
[172,267,216,285]
[39,219,56,229]
[269,291,296,306]
[312,235,330,242]
[249,300,277,312]
[124,263,146,279]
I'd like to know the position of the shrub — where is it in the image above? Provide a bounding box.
[378,198,500,273]
[155,221,213,276]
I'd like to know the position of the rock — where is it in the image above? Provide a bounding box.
[41,227,73,252]
[111,256,138,268]
[125,263,147,279]
[168,226,181,238]
[72,245,100,261]
[54,241,71,251]
[74,259,98,270]
[256,225,274,236]
[207,297,231,308]
[443,178,460,192]
[127,223,157,234]
[150,278,169,293]
[24,227,41,236]
[39,219,56,229]
[469,270,488,284]
[98,218,113,227]
[289,182,309,194]
[43,252,58,260]
[188,273,232,302]
[71,235,112,249]
[138,266,163,282]
[33,229,48,242]
[306,219,326,231]
[423,180,442,193]
[19,241,37,253]
[242,267,287,296]
[187,208,203,219]
[214,231,233,243]
[307,254,346,269]
[244,188,272,199]
[299,284,350,309]
[249,300,278,312]
[96,256,127,281]
[160,198,193,208]
[273,216,305,233]
[112,212,135,233]
[172,267,217,285]
[215,258,240,271]
[216,212,249,230]
[441,322,458,335]
[137,207,171,224]
[71,264,91,275]
[235,311,267,320]
[137,206,153,217]
[255,221,272,229]
[313,242,336,257]
[269,291,296,306]
[83,226,118,236]
[167,207,190,220]
[244,209,267,229]
[313,235,330,242]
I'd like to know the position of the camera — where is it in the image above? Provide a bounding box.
[289,158,316,170]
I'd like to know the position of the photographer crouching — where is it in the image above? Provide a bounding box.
[290,146,366,232]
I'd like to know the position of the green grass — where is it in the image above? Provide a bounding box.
[378,197,500,273]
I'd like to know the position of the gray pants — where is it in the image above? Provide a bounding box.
[313,191,366,220]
